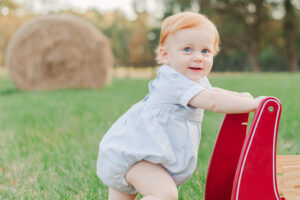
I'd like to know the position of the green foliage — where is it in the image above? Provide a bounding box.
[92,10,134,66]
[99,0,299,71]
[1,0,300,71]
[213,51,252,71]
[0,73,299,199]
[258,47,286,71]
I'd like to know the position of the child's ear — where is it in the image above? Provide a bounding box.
[159,47,168,64]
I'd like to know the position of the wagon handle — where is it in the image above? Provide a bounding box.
[205,97,284,200]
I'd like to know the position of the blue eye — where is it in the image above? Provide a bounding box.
[202,49,209,54]
[184,47,192,53]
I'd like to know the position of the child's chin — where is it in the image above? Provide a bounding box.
[188,75,204,82]
[190,77,202,82]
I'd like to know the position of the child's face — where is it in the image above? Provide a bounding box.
[160,25,215,82]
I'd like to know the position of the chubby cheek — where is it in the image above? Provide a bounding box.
[201,62,213,77]
[170,58,184,68]
[166,53,178,66]
[207,61,213,71]
[204,66,212,76]
[206,58,213,70]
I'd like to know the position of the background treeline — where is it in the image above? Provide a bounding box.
[0,0,299,72]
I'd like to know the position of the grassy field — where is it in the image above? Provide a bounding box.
[0,73,299,199]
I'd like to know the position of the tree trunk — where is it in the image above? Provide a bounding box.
[283,0,299,71]
[250,44,261,72]
[286,55,299,72]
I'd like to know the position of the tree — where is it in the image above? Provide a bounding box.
[0,0,32,66]
[128,2,156,67]
[215,0,270,72]
[94,10,134,67]
[160,0,196,18]
[198,0,213,16]
[283,0,299,71]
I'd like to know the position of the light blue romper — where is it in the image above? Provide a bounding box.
[97,65,212,194]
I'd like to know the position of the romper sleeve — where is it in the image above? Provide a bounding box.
[157,66,212,108]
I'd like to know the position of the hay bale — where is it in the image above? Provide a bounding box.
[5,14,113,90]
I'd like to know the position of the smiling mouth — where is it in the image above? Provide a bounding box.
[188,67,203,71]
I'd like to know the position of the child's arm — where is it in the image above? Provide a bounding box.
[189,89,265,114]
[213,87,253,98]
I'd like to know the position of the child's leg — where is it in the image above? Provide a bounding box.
[108,187,138,200]
[125,160,178,200]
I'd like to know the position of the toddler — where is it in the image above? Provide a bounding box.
[97,12,265,200]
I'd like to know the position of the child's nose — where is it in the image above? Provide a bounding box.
[193,52,203,62]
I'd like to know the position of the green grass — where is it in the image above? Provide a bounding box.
[0,73,299,199]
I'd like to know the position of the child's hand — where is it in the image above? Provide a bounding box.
[255,96,267,103]
[252,96,267,112]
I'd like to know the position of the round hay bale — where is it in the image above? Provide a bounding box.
[5,14,113,90]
